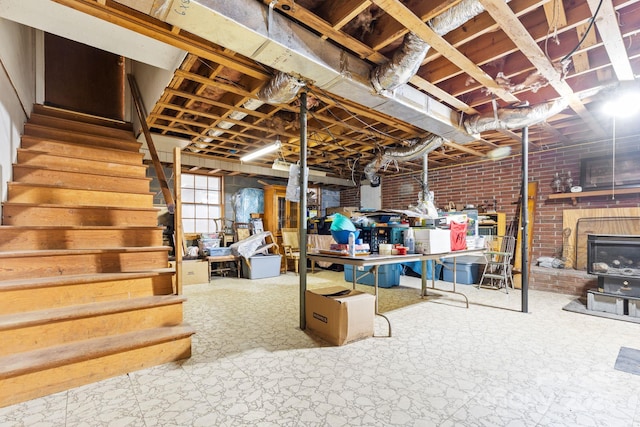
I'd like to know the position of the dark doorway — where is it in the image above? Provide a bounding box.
[44,33,125,121]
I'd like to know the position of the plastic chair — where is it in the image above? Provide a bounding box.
[281,228,315,275]
[477,235,515,293]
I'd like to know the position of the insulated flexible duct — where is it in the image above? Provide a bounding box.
[364,97,569,185]
[462,98,570,135]
[371,0,487,93]
[364,0,492,182]
[364,135,445,184]
[193,71,304,150]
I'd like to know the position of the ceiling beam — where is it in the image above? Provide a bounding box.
[586,0,635,80]
[478,0,607,138]
[369,0,521,103]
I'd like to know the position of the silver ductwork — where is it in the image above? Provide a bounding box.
[256,71,305,103]
[138,0,474,143]
[364,135,445,184]
[371,33,430,94]
[371,0,487,93]
[463,98,570,135]
[364,97,568,184]
[194,71,303,149]
[378,135,446,162]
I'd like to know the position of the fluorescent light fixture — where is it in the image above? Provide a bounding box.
[272,159,293,171]
[240,140,281,162]
[271,159,327,177]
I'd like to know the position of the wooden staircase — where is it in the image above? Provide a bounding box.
[0,105,194,408]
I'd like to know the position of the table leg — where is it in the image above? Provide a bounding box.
[420,259,427,298]
[427,257,469,308]
[373,265,391,337]
[452,257,469,308]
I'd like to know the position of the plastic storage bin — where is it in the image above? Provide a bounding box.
[441,256,484,285]
[344,263,401,288]
[208,247,232,256]
[242,254,281,279]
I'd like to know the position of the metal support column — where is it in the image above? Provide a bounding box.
[299,90,309,329]
[521,126,529,313]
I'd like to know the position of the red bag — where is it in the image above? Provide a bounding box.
[450,221,467,251]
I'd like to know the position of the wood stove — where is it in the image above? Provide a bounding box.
[587,234,640,297]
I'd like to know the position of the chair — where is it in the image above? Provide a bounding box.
[281,228,315,275]
[477,235,515,293]
[233,222,252,242]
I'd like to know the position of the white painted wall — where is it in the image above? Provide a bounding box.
[130,59,185,134]
[0,17,36,209]
[360,181,381,210]
[0,0,186,71]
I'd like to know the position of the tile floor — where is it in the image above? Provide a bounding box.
[1,269,640,426]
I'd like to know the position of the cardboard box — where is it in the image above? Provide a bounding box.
[305,286,375,346]
[169,260,209,285]
[414,229,451,254]
[242,254,281,279]
[326,206,358,217]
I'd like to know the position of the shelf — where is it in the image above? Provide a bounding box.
[548,188,639,205]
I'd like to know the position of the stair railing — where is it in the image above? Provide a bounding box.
[128,74,182,294]
[127,74,175,213]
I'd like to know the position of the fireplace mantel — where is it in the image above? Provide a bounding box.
[562,207,640,269]
[548,188,639,205]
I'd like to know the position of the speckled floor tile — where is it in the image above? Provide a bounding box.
[1,270,639,426]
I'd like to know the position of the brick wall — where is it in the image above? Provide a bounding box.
[341,136,640,295]
[341,186,360,208]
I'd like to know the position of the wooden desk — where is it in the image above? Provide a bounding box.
[206,254,241,278]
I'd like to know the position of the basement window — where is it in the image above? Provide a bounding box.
[180,174,223,234]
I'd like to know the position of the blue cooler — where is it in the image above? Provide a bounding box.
[441,256,484,284]
[344,263,402,288]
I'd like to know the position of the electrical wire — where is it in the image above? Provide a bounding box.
[306,85,408,144]
[561,0,604,62]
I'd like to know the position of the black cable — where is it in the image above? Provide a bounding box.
[561,0,604,62]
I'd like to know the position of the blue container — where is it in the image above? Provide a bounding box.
[344,263,401,288]
[441,256,483,284]
[331,229,360,244]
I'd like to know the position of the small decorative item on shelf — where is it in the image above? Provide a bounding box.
[552,172,564,193]
[564,171,573,193]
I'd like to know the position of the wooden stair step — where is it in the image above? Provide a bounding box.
[1,203,160,226]
[0,269,175,290]
[0,324,194,378]
[20,135,144,165]
[28,112,135,141]
[17,149,148,178]
[0,246,171,258]
[7,182,154,207]
[0,247,171,280]
[0,104,191,409]
[32,104,133,132]
[24,123,141,152]
[0,294,185,331]
[0,225,164,251]
[0,270,175,314]
[0,325,194,408]
[0,295,187,356]
[12,164,152,193]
